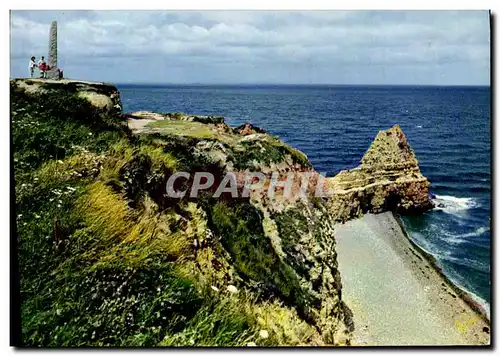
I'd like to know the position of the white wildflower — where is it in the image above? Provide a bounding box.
[57,160,63,164]
[259,330,269,339]
[246,342,257,347]
[227,285,238,294]
[211,286,219,292]
[34,214,40,219]
[57,204,62,208]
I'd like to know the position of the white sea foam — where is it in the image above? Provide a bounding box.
[437,263,491,320]
[432,195,479,216]
[407,223,491,320]
[408,232,453,259]
[456,226,489,239]
[441,226,490,246]
[440,255,490,274]
[407,231,491,319]
[472,294,491,320]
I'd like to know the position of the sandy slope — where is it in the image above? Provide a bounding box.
[335,212,490,346]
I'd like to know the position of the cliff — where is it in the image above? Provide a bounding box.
[11,79,433,347]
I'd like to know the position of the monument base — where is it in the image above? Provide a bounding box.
[46,68,63,80]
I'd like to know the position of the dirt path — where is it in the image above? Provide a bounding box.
[127,111,167,134]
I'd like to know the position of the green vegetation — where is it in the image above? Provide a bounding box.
[231,138,311,170]
[147,119,217,139]
[12,81,324,347]
[206,201,317,323]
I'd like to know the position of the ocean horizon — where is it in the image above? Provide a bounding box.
[115,83,490,88]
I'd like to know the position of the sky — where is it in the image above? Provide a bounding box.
[10,10,491,85]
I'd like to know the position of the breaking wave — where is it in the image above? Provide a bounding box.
[450,226,489,239]
[440,226,489,246]
[432,195,479,216]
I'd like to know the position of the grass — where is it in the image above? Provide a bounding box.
[144,115,311,171]
[12,83,207,346]
[161,291,320,347]
[206,201,316,321]
[147,120,217,139]
[231,138,312,170]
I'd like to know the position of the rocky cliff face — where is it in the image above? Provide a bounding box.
[12,79,433,347]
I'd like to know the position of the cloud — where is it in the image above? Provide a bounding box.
[9,10,490,84]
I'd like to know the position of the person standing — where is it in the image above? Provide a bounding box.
[38,56,47,78]
[29,56,37,78]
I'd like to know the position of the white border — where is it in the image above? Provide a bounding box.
[2,1,497,355]
[4,1,498,10]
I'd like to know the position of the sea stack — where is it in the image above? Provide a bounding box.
[327,124,435,222]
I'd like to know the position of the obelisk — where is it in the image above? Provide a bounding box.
[47,21,59,79]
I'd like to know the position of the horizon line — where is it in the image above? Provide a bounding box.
[9,77,490,87]
[113,82,490,87]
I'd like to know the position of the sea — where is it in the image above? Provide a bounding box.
[118,84,491,312]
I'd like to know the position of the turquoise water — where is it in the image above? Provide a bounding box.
[118,84,491,308]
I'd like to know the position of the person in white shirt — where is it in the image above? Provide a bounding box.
[29,56,37,78]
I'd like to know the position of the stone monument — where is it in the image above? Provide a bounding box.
[46,21,62,79]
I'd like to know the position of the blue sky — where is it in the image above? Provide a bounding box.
[10,10,490,85]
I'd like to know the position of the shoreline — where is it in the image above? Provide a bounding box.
[394,214,491,323]
[335,212,490,346]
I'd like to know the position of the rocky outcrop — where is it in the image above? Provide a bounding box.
[326,125,434,222]
[10,78,122,113]
[233,123,267,135]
